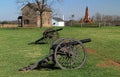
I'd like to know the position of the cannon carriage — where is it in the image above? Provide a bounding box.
[29,28,63,44]
[19,38,91,71]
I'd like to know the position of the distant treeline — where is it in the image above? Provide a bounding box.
[0,20,18,24]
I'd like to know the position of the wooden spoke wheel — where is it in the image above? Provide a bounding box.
[54,38,87,70]
[43,28,59,44]
[50,38,66,54]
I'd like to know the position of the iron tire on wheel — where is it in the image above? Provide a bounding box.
[54,38,87,70]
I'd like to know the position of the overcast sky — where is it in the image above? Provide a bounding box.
[0,0,120,21]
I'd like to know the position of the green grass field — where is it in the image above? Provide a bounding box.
[0,26,120,77]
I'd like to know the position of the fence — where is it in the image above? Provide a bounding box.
[0,24,18,28]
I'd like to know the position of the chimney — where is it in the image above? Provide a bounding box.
[63,15,64,21]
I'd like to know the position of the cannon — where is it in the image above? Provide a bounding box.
[29,28,63,44]
[19,38,91,71]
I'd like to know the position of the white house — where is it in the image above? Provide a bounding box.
[52,17,65,27]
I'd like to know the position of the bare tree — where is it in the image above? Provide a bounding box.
[70,14,75,26]
[17,0,61,28]
[94,13,102,23]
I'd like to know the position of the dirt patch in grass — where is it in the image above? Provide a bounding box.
[108,60,120,67]
[87,48,120,68]
[97,60,120,67]
[87,48,97,54]
[97,62,108,67]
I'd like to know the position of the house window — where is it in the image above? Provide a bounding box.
[24,20,29,24]
[53,23,56,25]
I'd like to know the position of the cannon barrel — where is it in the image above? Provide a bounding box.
[80,38,91,43]
[51,38,91,50]
[45,28,63,34]
[54,28,63,32]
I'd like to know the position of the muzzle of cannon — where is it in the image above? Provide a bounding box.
[19,38,91,71]
[29,28,63,44]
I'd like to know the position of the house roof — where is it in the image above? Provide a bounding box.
[53,17,64,22]
[21,3,52,12]
[18,16,22,19]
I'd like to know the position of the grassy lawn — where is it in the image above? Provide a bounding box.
[0,26,120,77]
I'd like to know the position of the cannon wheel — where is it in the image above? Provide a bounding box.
[54,38,87,70]
[49,38,66,54]
[43,28,59,44]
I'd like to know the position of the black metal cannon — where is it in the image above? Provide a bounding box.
[29,28,63,44]
[19,38,91,71]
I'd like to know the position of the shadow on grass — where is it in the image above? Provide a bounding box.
[28,42,48,45]
[19,64,61,72]
[36,64,61,71]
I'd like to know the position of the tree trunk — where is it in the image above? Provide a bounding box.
[40,13,43,28]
